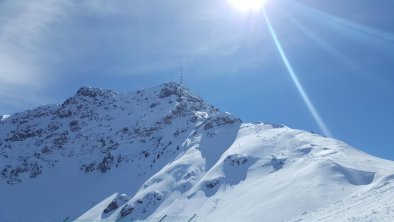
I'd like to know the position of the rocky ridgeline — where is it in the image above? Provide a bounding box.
[0,82,239,184]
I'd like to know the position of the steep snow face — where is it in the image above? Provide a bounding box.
[115,123,394,222]
[1,82,394,222]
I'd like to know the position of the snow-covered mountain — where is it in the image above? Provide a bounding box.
[1,82,393,222]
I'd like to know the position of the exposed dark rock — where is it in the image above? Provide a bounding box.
[1,160,42,184]
[103,201,118,214]
[97,153,114,173]
[205,178,222,189]
[53,132,69,148]
[77,86,99,98]
[149,102,161,108]
[120,204,134,218]
[225,154,248,166]
[204,115,240,130]
[69,120,81,132]
[5,128,43,142]
[80,162,96,173]
[159,86,181,98]
[55,109,73,118]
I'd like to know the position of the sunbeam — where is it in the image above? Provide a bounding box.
[286,0,394,54]
[290,1,394,41]
[262,7,333,138]
[275,5,358,69]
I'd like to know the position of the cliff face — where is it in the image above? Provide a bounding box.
[0,82,224,184]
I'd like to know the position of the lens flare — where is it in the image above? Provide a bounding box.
[262,8,333,138]
[229,0,266,12]
[288,1,394,53]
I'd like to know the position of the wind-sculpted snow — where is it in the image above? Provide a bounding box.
[1,82,394,222]
[287,180,394,222]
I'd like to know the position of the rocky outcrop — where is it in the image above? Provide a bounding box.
[0,82,223,184]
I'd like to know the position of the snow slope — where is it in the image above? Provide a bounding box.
[287,178,394,222]
[1,82,393,222]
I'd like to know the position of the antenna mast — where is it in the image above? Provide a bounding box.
[180,66,183,86]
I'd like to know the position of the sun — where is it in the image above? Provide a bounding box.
[229,0,266,12]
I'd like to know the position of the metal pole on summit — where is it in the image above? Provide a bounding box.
[180,66,183,86]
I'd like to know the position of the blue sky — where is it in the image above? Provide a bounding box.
[1,0,393,160]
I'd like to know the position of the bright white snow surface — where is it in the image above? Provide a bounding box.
[0,114,10,121]
[287,181,394,222]
[1,82,394,222]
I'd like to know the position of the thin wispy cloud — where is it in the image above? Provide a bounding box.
[0,1,72,112]
[1,0,268,115]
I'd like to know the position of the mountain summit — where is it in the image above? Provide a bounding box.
[1,82,394,222]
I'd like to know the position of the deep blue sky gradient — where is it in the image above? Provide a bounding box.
[0,0,393,160]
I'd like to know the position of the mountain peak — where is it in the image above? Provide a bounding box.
[1,83,393,222]
[0,82,230,184]
[155,82,203,103]
[159,81,183,88]
[158,82,185,97]
[73,82,198,104]
[76,86,118,98]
